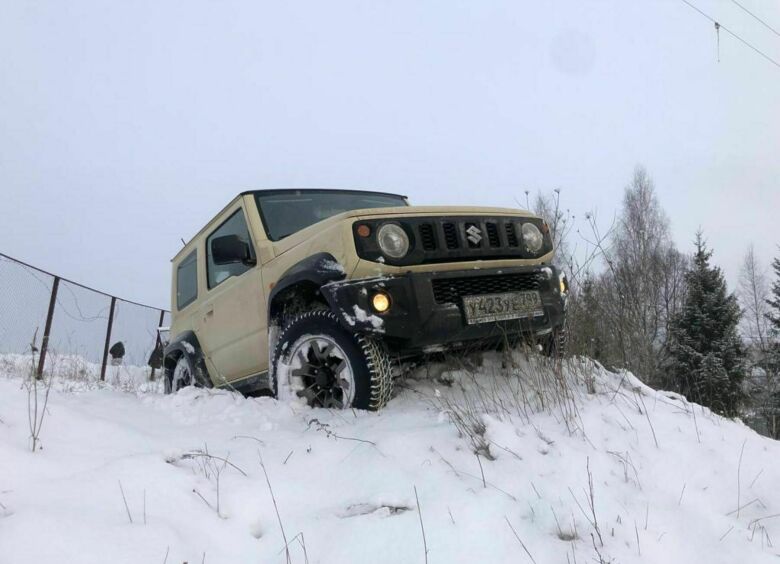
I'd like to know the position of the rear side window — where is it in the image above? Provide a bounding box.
[176,251,198,310]
[207,209,255,289]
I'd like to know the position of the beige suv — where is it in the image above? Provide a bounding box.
[160,189,567,410]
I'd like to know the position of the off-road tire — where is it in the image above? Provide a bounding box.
[164,353,212,394]
[271,309,393,410]
[165,355,195,394]
[541,327,567,358]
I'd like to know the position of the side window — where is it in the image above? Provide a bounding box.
[176,251,198,310]
[207,209,255,289]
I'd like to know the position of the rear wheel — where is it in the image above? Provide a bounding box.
[271,310,393,410]
[165,355,195,394]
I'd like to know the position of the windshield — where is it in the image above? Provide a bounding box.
[254,190,408,241]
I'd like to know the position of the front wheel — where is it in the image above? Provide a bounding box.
[271,310,393,410]
[540,327,567,358]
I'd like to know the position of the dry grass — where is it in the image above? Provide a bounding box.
[424,347,588,457]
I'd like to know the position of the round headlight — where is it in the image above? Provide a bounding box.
[376,223,410,259]
[521,223,544,253]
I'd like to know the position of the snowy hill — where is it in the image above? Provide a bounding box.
[1,352,779,564]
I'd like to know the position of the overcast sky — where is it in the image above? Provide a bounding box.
[1,0,778,309]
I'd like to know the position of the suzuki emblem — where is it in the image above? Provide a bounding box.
[466,225,483,245]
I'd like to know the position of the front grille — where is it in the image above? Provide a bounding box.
[353,215,551,266]
[443,223,459,249]
[419,223,436,251]
[432,272,542,304]
[505,223,518,247]
[486,222,500,247]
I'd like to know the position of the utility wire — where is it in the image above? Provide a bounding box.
[678,0,780,69]
[729,0,780,38]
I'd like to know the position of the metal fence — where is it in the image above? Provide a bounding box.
[0,252,170,379]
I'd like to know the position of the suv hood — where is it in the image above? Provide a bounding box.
[268,205,538,256]
[352,205,536,219]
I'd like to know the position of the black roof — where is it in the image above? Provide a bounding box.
[240,188,408,199]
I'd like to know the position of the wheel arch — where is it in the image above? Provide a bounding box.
[162,330,211,386]
[268,252,347,325]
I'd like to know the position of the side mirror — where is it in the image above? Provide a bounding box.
[211,235,256,266]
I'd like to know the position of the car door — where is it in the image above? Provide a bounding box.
[198,205,267,384]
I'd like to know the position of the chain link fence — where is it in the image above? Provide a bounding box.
[0,252,169,379]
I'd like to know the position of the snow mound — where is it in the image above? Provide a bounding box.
[0,351,779,563]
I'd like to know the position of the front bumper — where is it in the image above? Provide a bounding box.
[320,265,567,356]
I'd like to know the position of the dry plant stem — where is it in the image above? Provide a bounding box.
[590,533,608,564]
[569,458,603,548]
[232,434,266,446]
[432,447,517,501]
[192,488,217,513]
[476,454,486,488]
[505,516,537,564]
[585,458,603,548]
[634,521,640,556]
[118,480,133,524]
[181,451,247,476]
[691,402,701,443]
[737,440,746,518]
[719,525,734,541]
[414,486,429,564]
[259,452,291,564]
[278,533,309,564]
[727,498,762,516]
[749,468,764,489]
[635,390,659,448]
[26,330,54,452]
[306,418,378,447]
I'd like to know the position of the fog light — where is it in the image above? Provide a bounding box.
[559,273,568,294]
[371,291,391,313]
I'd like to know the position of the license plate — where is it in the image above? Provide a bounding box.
[462,291,544,325]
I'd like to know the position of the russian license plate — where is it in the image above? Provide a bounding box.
[462,291,544,325]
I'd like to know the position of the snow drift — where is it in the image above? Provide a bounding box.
[1,351,779,563]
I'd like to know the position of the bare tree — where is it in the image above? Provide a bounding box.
[529,189,616,359]
[738,246,779,438]
[739,245,770,352]
[585,166,686,386]
[532,189,575,276]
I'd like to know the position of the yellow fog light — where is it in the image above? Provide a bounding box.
[371,291,391,313]
[559,273,568,294]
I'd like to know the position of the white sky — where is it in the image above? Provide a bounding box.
[1,0,778,308]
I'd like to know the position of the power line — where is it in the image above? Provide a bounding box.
[678,0,780,69]
[729,0,780,38]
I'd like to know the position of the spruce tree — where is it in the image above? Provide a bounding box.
[668,233,746,416]
[767,254,780,334]
[764,251,780,437]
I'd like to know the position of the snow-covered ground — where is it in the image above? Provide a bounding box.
[1,351,779,564]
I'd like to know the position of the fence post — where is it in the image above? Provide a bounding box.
[149,309,166,382]
[37,276,60,379]
[100,296,117,381]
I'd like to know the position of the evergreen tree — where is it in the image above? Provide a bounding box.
[763,251,780,437]
[767,254,780,334]
[668,233,746,416]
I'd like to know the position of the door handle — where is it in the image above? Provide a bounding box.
[204,305,214,321]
